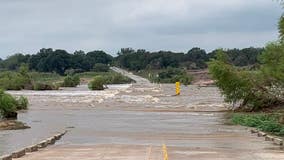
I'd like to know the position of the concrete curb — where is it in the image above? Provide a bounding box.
[250,129,283,146]
[25,145,38,152]
[12,149,25,158]
[47,137,56,145]
[265,135,274,141]
[0,130,67,159]
[257,131,267,137]
[37,140,48,149]
[273,138,283,146]
[0,154,12,160]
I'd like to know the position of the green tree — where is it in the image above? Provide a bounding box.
[2,54,30,70]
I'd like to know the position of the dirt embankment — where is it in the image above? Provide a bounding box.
[0,120,30,130]
[188,69,214,86]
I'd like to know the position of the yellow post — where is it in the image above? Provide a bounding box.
[162,144,169,160]
[175,82,180,95]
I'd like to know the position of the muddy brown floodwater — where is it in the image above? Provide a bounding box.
[1,67,284,159]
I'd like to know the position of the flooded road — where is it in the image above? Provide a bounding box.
[1,68,284,159]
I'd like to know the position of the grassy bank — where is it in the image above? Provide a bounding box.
[230,112,284,136]
[29,72,63,84]
[135,68,192,85]
[77,71,134,84]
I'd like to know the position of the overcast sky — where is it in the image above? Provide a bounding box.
[0,0,282,58]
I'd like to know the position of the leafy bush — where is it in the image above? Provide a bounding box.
[156,67,192,85]
[232,113,284,136]
[0,90,29,118]
[93,63,110,72]
[62,75,80,87]
[88,76,105,90]
[0,90,17,118]
[16,96,29,110]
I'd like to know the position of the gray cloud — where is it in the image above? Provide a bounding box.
[0,0,282,58]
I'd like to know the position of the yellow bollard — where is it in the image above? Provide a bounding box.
[162,144,169,160]
[175,82,180,95]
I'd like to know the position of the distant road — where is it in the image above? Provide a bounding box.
[110,67,150,84]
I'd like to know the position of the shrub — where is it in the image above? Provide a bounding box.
[73,75,80,85]
[16,96,28,110]
[61,75,80,87]
[88,76,105,90]
[0,90,18,118]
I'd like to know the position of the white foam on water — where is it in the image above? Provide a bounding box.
[8,84,131,104]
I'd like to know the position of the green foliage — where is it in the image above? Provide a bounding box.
[77,71,133,84]
[0,90,28,118]
[155,68,192,85]
[29,72,62,84]
[26,48,114,74]
[0,71,31,90]
[279,15,284,41]
[16,96,28,110]
[88,76,105,90]
[87,72,133,90]
[93,63,110,72]
[0,90,17,118]
[115,47,263,71]
[33,82,59,90]
[1,54,30,70]
[62,75,80,87]
[208,49,283,111]
[259,42,284,84]
[185,47,208,69]
[232,113,284,136]
[0,47,263,74]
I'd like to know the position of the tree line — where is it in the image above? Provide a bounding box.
[0,47,263,74]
